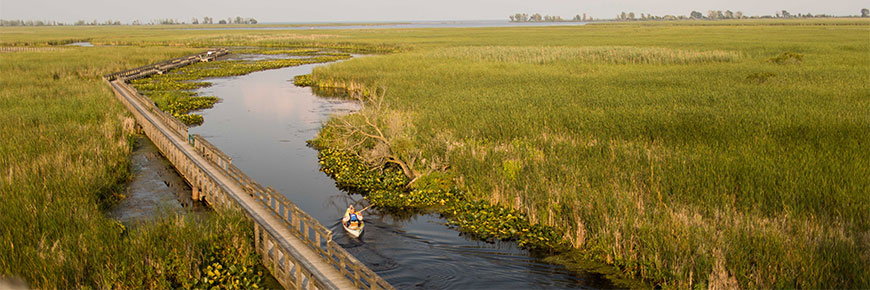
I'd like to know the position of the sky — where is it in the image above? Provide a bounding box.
[1,0,866,23]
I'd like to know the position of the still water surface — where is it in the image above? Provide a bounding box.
[189,61,616,289]
[184,20,587,30]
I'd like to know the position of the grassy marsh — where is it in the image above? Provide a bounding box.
[0,46,265,288]
[304,20,870,288]
[2,19,867,288]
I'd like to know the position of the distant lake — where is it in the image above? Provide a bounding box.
[182,20,588,30]
[65,42,94,47]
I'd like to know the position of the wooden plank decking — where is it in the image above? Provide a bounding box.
[104,50,393,290]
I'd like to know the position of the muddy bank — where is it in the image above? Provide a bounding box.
[110,135,204,224]
[110,135,283,288]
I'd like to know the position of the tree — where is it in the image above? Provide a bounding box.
[332,89,444,186]
[735,11,744,19]
[628,12,636,20]
[620,12,627,20]
[191,17,199,24]
[707,10,724,19]
[862,8,869,17]
[518,13,528,22]
[780,10,791,18]
[509,13,528,22]
[690,11,704,19]
[724,10,734,19]
[218,19,227,24]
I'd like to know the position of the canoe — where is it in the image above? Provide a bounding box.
[342,215,364,238]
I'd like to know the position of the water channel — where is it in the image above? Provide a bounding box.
[187,59,618,289]
[111,136,205,223]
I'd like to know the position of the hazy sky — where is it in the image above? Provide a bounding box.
[1,0,866,23]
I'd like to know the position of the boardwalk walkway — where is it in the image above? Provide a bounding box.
[105,50,392,290]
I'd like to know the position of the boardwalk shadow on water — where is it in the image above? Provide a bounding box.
[110,134,284,288]
[110,135,206,224]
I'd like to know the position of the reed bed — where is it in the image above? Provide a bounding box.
[0,46,264,288]
[307,20,870,288]
[431,46,740,65]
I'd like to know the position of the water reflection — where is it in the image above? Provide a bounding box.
[111,136,205,224]
[65,42,94,47]
[223,53,311,61]
[189,61,615,289]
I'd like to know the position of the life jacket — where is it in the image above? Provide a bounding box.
[349,213,359,222]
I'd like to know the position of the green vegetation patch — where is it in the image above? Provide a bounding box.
[234,47,322,55]
[312,145,568,252]
[293,74,316,87]
[130,51,351,125]
[768,51,803,64]
[745,72,776,84]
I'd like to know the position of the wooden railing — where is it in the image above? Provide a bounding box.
[104,49,394,290]
[0,46,64,52]
[192,135,392,290]
[103,48,228,81]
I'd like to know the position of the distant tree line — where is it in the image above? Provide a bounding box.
[0,19,123,26]
[510,13,589,22]
[0,16,258,26]
[509,9,869,23]
[616,9,866,21]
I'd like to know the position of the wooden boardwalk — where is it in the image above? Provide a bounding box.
[105,50,393,290]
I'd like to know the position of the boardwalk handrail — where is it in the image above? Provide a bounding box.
[104,49,393,290]
[108,80,338,289]
[103,48,228,81]
[192,124,392,290]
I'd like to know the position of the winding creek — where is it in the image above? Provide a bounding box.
[157,56,618,289]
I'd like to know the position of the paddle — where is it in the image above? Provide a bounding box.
[357,204,374,214]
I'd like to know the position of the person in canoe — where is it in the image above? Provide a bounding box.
[345,205,363,228]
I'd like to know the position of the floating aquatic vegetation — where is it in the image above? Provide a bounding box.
[130,50,352,125]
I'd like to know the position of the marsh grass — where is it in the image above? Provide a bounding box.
[307,20,870,288]
[432,46,740,65]
[0,46,264,288]
[2,19,868,288]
